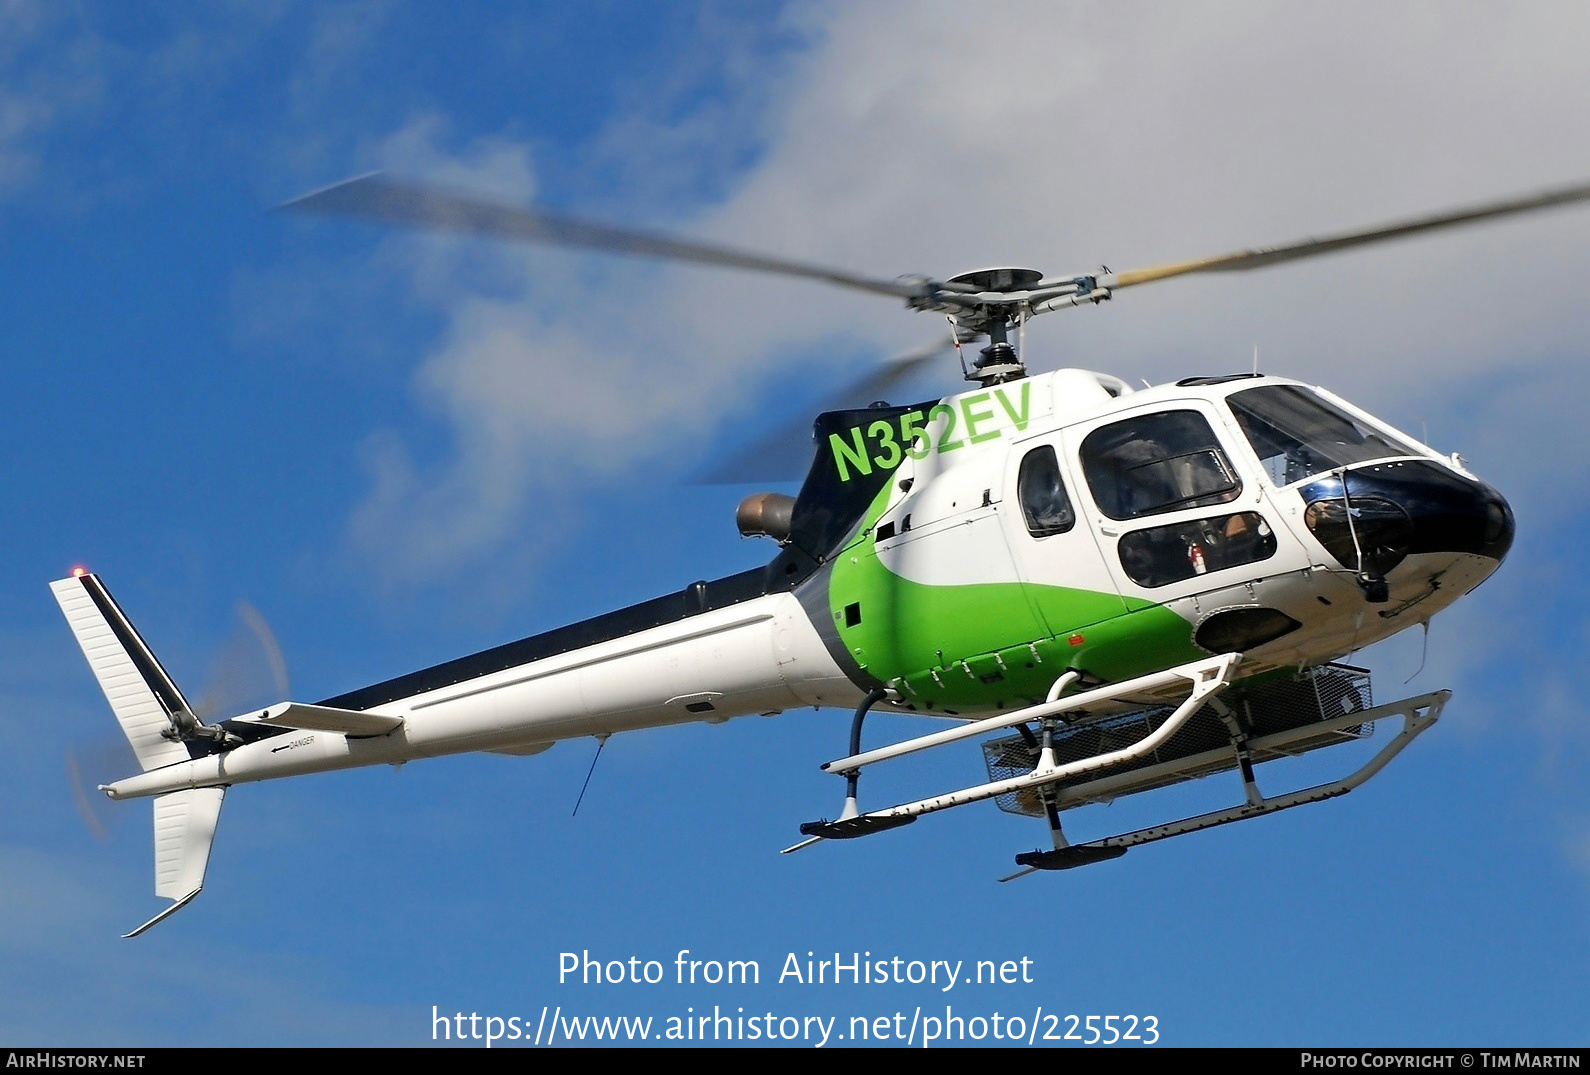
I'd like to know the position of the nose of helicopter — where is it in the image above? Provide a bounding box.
[1299,459,1515,586]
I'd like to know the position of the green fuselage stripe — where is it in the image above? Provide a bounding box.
[827,521,1204,712]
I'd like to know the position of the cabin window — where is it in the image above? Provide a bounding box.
[1080,410,1242,520]
[1018,445,1076,536]
[1117,511,1277,588]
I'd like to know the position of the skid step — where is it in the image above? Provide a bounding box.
[1014,845,1128,871]
[799,815,916,840]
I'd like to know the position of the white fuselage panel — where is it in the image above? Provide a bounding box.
[107,591,859,798]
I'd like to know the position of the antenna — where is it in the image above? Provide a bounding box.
[1252,344,1260,376]
[572,733,610,816]
[1404,619,1430,684]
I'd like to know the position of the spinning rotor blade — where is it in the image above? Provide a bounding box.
[66,738,137,843]
[818,333,958,407]
[695,334,954,485]
[66,601,290,843]
[1105,178,1590,289]
[282,173,928,301]
[193,600,291,723]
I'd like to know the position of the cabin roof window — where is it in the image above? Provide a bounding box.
[1227,385,1419,487]
[1080,410,1242,521]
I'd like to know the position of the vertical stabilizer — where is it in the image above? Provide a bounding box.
[154,787,224,900]
[50,573,192,772]
[121,787,225,937]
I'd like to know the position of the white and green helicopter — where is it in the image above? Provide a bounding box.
[57,176,1583,935]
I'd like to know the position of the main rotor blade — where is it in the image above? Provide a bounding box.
[1105,178,1590,289]
[695,335,953,485]
[282,173,928,301]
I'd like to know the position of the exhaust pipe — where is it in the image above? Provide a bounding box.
[736,492,796,542]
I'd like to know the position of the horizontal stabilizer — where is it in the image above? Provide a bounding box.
[254,701,403,736]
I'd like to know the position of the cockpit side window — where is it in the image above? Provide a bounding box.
[1080,410,1242,521]
[1227,384,1420,486]
[1018,444,1075,536]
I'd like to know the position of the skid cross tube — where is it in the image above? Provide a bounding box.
[820,659,1228,776]
[781,687,896,851]
[1011,689,1449,874]
[796,654,1240,848]
[842,688,891,803]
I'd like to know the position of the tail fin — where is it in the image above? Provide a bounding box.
[50,572,193,772]
[125,787,226,937]
[52,572,225,936]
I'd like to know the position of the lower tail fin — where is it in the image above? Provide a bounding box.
[52,572,226,936]
[126,787,226,937]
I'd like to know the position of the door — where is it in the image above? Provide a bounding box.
[1000,433,1130,640]
[1062,402,1285,601]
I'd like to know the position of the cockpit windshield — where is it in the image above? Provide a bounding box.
[1226,384,1420,487]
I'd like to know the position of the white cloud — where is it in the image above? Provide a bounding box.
[345,1,1590,580]
[0,2,99,197]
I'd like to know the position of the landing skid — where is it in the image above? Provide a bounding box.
[795,687,917,842]
[799,814,917,840]
[783,652,1448,879]
[1012,845,1128,871]
[783,654,1238,855]
[1000,688,1446,880]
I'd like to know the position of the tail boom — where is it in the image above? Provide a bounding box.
[103,591,858,799]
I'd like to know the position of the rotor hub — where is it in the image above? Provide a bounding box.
[947,266,1044,293]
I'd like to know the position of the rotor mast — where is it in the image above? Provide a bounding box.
[943,267,1045,386]
[975,314,1023,385]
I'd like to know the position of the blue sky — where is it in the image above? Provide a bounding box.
[3,1,1590,1047]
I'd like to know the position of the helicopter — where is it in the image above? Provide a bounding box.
[53,173,1587,936]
